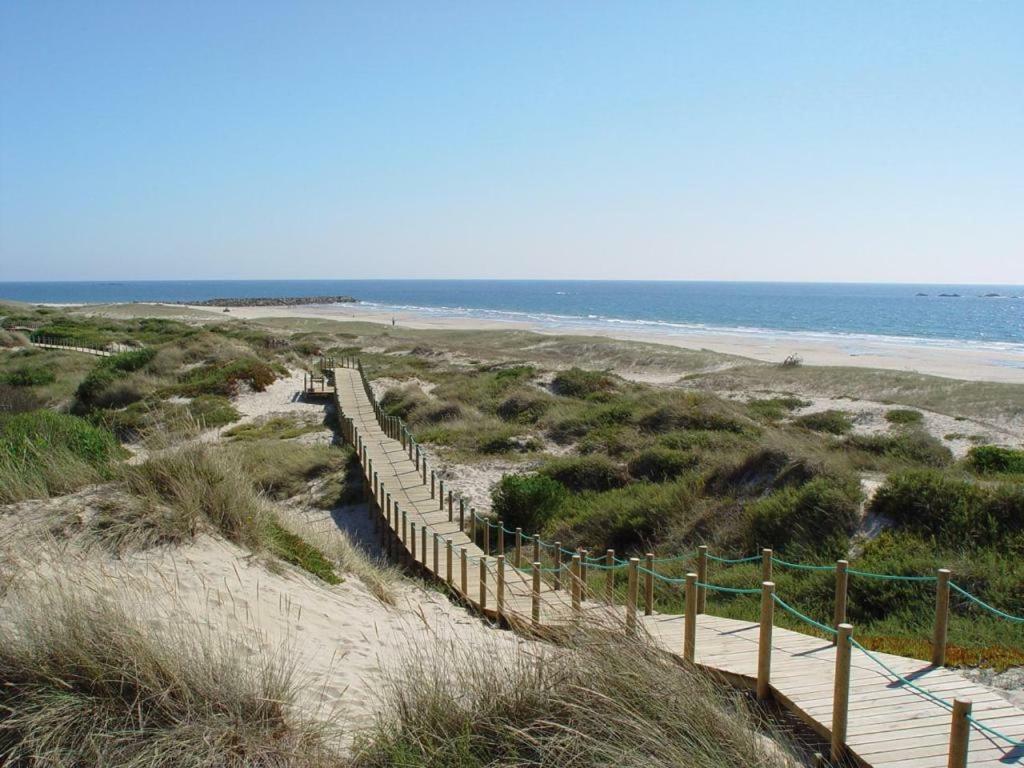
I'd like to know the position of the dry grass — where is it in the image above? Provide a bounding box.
[351,629,795,768]
[0,585,337,767]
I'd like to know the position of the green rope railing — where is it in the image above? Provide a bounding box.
[772,594,837,635]
[706,553,761,564]
[950,582,1024,623]
[771,557,836,572]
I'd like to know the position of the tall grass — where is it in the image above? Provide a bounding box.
[351,630,794,767]
[0,587,335,767]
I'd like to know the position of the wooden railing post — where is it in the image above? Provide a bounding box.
[626,558,639,632]
[757,581,775,701]
[421,460,426,485]
[461,548,468,595]
[446,540,453,585]
[479,556,488,611]
[431,471,435,498]
[497,522,505,555]
[448,490,453,521]
[438,480,444,510]
[515,528,523,568]
[469,507,476,541]
[484,520,491,556]
[415,445,420,471]
[401,507,407,545]
[421,525,427,567]
[933,568,951,666]
[697,545,708,614]
[684,572,697,662]
[532,562,541,627]
[459,499,465,532]
[433,532,439,574]
[605,549,615,603]
[948,698,972,768]
[496,555,505,618]
[553,543,562,590]
[644,553,654,616]
[762,548,773,582]
[834,559,849,642]
[571,554,582,612]
[831,623,853,763]
[410,522,417,562]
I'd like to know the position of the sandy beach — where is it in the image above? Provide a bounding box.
[174,302,1024,384]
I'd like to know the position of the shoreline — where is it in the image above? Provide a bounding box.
[180,301,1024,384]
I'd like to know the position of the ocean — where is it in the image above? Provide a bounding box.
[1,280,1021,350]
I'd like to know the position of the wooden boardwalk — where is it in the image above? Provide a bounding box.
[332,364,1024,768]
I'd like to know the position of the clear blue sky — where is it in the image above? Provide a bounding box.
[1,2,1021,283]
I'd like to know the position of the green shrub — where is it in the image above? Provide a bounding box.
[0,410,121,502]
[491,474,568,533]
[746,476,861,557]
[794,410,853,435]
[496,391,550,423]
[539,455,629,492]
[747,396,809,421]
[172,358,279,397]
[2,365,56,387]
[639,400,748,434]
[420,401,464,423]
[380,385,428,420]
[869,470,1023,548]
[968,445,1024,475]
[886,408,924,426]
[706,448,821,497]
[627,447,697,482]
[845,430,952,467]
[105,348,157,372]
[551,367,616,398]
[188,395,242,428]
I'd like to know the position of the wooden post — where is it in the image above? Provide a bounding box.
[497,522,505,555]
[626,558,639,632]
[422,461,426,485]
[431,471,435,498]
[484,521,491,556]
[697,545,708,614]
[410,522,417,562]
[684,572,697,662]
[947,699,972,768]
[515,528,523,568]
[448,490,453,521]
[446,540,453,584]
[496,555,505,617]
[459,499,465,531]
[479,556,488,611]
[553,543,563,589]
[834,559,849,642]
[415,445,420,471]
[605,549,615,603]
[460,548,468,595]
[933,568,951,667]
[439,480,444,510]
[757,581,775,701]
[571,554,582,612]
[401,507,407,545]
[831,623,853,763]
[532,534,540,564]
[386,493,392,528]
[469,508,476,542]
[644,553,654,616]
[762,548,773,582]
[433,532,439,574]
[532,562,541,627]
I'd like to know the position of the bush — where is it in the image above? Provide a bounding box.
[0,384,41,414]
[421,401,464,423]
[845,430,952,467]
[2,365,56,387]
[968,445,1024,475]
[380,384,428,420]
[794,410,853,435]
[747,396,809,421]
[639,400,749,434]
[627,447,696,482]
[496,391,550,423]
[105,347,157,372]
[886,408,924,426]
[706,447,821,498]
[189,394,242,428]
[539,455,629,492]
[491,474,568,533]
[869,470,1023,549]
[172,358,279,397]
[551,367,616,398]
[0,410,121,502]
[746,476,861,557]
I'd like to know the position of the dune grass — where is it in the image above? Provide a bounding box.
[351,630,794,768]
[0,587,335,767]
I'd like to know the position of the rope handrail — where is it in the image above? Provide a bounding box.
[950,582,1024,623]
[846,568,937,582]
[772,594,837,635]
[771,557,836,572]
[706,553,761,564]
[697,581,761,595]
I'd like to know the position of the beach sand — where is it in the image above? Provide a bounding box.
[173,302,1024,384]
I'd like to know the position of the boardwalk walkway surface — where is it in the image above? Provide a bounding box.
[331,363,1024,768]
